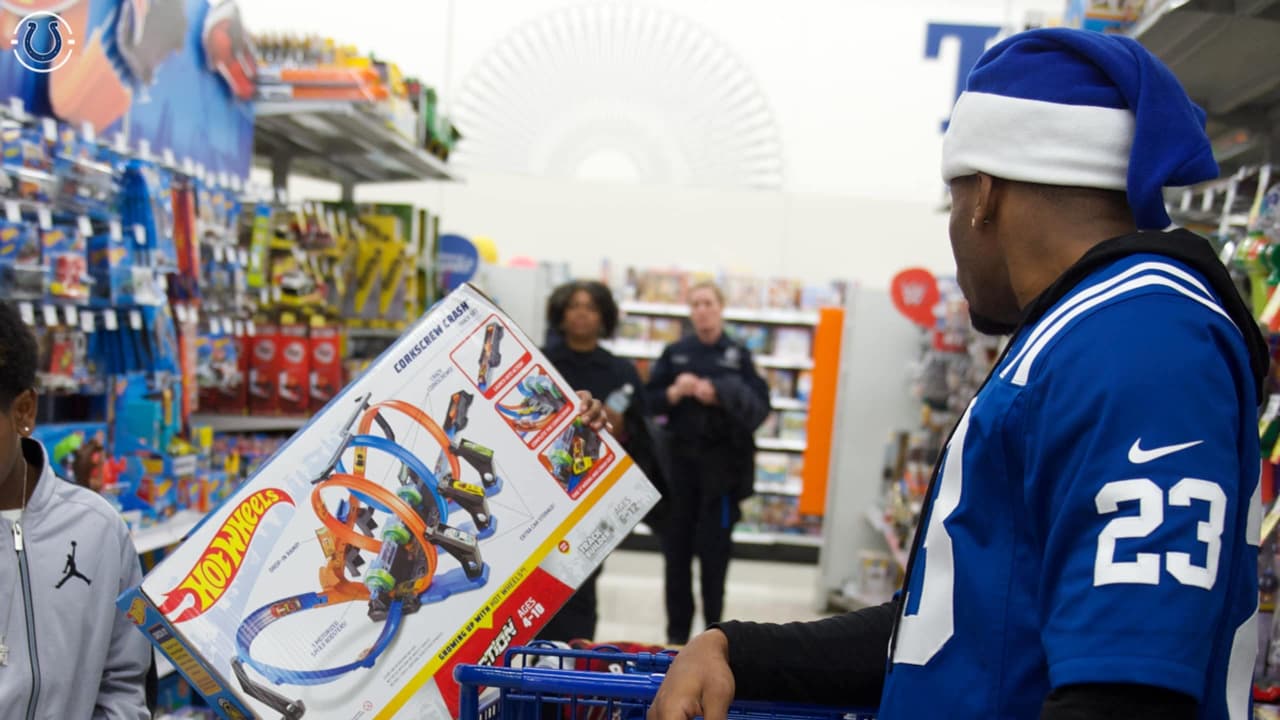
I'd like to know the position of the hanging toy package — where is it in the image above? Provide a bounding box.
[118,284,660,720]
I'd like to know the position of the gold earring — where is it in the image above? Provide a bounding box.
[970,218,977,229]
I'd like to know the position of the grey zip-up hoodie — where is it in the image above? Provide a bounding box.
[0,438,150,719]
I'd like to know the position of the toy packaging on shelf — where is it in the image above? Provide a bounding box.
[253,35,460,161]
[1064,0,1145,34]
[276,321,310,415]
[616,315,650,341]
[119,284,660,719]
[248,323,280,415]
[725,322,770,354]
[31,421,108,486]
[309,322,343,408]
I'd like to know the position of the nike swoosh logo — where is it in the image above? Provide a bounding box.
[1128,439,1203,464]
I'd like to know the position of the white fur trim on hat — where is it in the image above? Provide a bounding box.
[941,91,1135,189]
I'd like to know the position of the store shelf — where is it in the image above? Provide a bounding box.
[754,481,803,496]
[189,414,308,433]
[346,327,405,340]
[254,100,456,187]
[132,510,204,554]
[620,301,819,326]
[758,356,814,370]
[604,339,813,370]
[632,522,820,547]
[732,530,824,548]
[770,397,808,411]
[602,339,657,359]
[1130,1,1280,172]
[756,437,807,453]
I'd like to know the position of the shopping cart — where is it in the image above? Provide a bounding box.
[454,643,877,720]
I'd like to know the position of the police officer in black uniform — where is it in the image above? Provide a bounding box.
[645,282,770,645]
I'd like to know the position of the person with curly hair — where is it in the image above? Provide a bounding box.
[540,280,667,642]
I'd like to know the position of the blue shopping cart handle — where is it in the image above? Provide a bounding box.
[454,665,665,700]
[453,663,877,720]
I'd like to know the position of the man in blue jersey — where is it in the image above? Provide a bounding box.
[648,28,1269,720]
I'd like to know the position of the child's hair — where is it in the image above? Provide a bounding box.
[547,281,620,339]
[0,301,37,410]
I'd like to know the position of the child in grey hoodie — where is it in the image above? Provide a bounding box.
[0,300,150,720]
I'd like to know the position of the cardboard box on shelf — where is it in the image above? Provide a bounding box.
[649,318,684,345]
[723,274,764,309]
[309,325,343,410]
[725,322,769,355]
[616,315,650,342]
[276,323,311,416]
[773,327,813,358]
[779,411,809,443]
[118,284,659,720]
[248,324,280,416]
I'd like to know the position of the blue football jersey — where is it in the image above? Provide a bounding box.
[880,254,1261,719]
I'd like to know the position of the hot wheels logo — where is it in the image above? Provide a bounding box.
[157,489,292,622]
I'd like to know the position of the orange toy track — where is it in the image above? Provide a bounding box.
[353,400,462,483]
[312,474,438,597]
[313,400,461,598]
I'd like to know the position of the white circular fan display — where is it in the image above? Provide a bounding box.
[452,1,784,190]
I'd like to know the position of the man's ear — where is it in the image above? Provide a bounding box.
[975,173,1000,226]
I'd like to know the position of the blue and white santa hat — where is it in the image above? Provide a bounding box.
[941,28,1218,230]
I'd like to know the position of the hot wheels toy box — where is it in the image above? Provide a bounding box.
[119,285,659,720]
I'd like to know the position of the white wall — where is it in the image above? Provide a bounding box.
[241,0,1063,287]
[240,0,1063,201]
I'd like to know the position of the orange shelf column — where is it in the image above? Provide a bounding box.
[799,307,844,516]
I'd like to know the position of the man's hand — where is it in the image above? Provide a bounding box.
[576,391,612,433]
[675,373,701,394]
[649,630,735,720]
[692,379,718,406]
[667,373,701,405]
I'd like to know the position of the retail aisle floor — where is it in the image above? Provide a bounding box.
[594,549,828,644]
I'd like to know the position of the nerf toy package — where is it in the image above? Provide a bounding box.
[119,285,659,719]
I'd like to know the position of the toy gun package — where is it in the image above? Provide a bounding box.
[119,284,660,719]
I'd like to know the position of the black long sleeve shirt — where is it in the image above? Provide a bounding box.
[717,604,1197,719]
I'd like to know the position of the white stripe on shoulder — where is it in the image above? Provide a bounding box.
[1000,261,1216,380]
[1010,273,1233,387]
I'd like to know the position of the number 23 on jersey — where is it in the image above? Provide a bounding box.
[894,406,1231,667]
